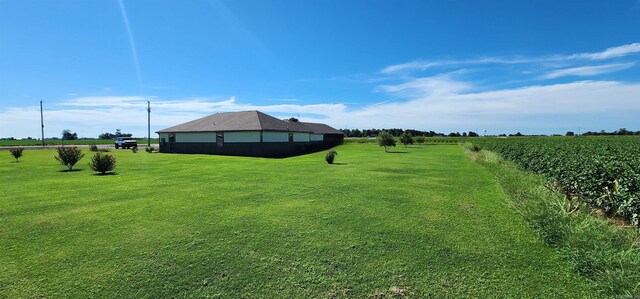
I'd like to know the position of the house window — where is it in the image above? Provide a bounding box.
[169,134,175,142]
[216,133,223,148]
[289,133,293,142]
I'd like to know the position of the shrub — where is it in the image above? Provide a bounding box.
[145,146,155,153]
[377,131,396,152]
[54,147,85,171]
[325,150,338,164]
[415,136,426,144]
[399,132,414,147]
[464,142,482,152]
[89,152,116,175]
[10,148,24,162]
[131,146,138,153]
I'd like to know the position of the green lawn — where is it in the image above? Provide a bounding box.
[0,144,596,297]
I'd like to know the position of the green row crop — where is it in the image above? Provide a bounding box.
[474,137,640,226]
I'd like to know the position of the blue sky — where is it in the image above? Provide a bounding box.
[1,0,639,138]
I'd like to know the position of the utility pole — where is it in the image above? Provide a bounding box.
[147,99,151,147]
[40,100,45,147]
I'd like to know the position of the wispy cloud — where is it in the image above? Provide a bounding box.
[570,43,640,60]
[541,62,636,79]
[381,42,640,74]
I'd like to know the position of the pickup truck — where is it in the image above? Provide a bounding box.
[115,137,137,149]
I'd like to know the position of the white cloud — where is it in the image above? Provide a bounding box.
[541,62,636,79]
[0,96,347,138]
[2,77,640,138]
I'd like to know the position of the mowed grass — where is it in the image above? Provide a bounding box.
[0,144,596,297]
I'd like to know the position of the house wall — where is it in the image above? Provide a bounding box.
[224,131,260,143]
[158,131,344,157]
[310,134,323,141]
[293,132,310,142]
[175,132,216,143]
[263,131,288,142]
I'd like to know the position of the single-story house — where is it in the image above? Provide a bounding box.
[156,110,344,157]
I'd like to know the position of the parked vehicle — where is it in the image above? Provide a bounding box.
[115,137,137,149]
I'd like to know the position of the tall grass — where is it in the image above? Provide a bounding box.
[471,149,640,297]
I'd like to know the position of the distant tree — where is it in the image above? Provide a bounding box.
[377,131,396,152]
[288,117,299,122]
[98,132,115,139]
[462,132,468,137]
[100,129,132,139]
[565,131,575,136]
[114,129,132,138]
[399,132,414,147]
[468,131,479,137]
[10,148,23,162]
[415,136,426,144]
[62,129,78,140]
[54,147,85,171]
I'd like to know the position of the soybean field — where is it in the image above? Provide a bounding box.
[475,137,640,226]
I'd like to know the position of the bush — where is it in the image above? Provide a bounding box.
[377,131,396,152]
[54,147,85,171]
[89,144,110,152]
[131,146,138,153]
[325,150,338,164]
[89,152,116,175]
[145,146,155,153]
[415,136,425,144]
[10,148,23,162]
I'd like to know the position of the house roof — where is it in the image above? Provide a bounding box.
[156,111,313,133]
[299,122,345,135]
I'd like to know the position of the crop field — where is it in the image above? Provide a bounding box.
[474,136,640,226]
[0,144,598,297]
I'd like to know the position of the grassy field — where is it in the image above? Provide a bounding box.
[0,138,159,147]
[1,144,597,297]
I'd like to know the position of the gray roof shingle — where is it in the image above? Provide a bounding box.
[156,111,313,133]
[299,122,345,135]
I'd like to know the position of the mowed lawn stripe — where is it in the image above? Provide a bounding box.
[0,144,595,297]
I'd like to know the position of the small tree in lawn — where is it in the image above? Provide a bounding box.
[10,148,24,162]
[54,147,85,171]
[399,132,414,147]
[415,136,425,144]
[89,152,116,175]
[377,130,396,152]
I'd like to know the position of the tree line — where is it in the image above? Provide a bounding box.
[579,128,640,136]
[340,128,480,138]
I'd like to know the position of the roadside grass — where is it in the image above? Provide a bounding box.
[1,144,596,297]
[471,149,640,297]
